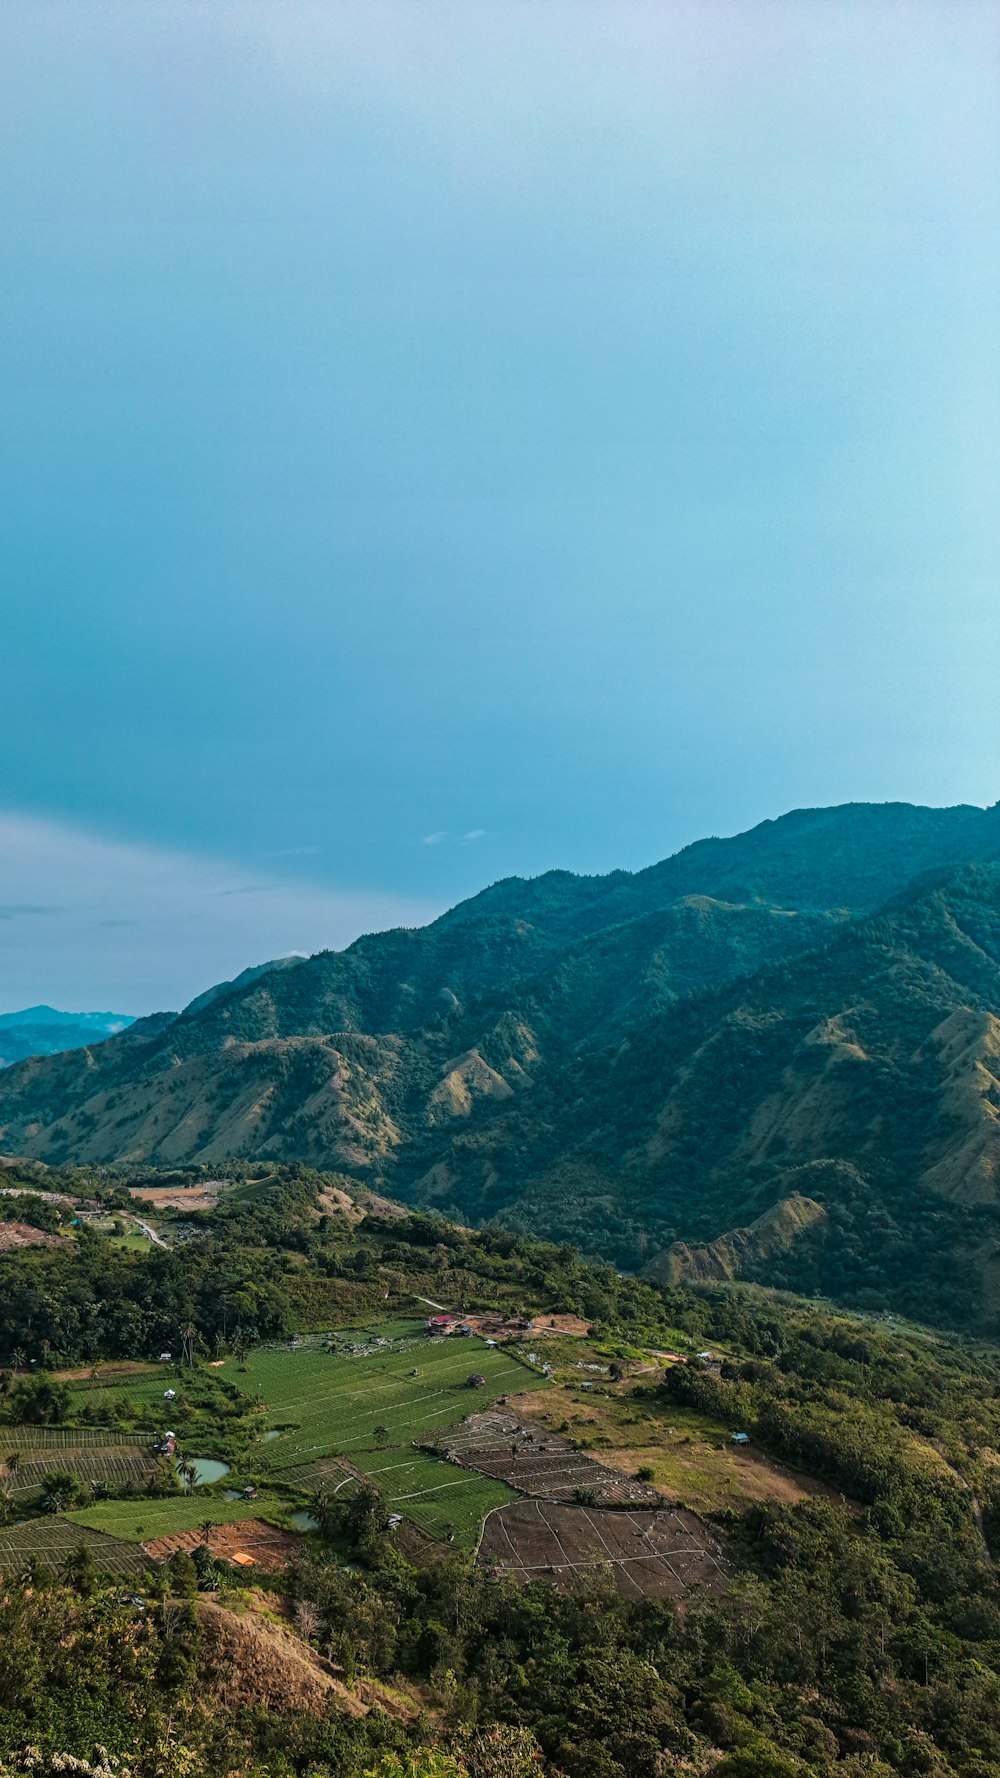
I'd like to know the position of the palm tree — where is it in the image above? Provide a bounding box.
[199,1518,214,1545]
[10,1348,25,1376]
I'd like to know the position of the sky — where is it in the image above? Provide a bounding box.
[2,1,998,1012]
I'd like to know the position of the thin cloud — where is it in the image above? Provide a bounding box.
[0,808,441,1015]
[463,829,487,843]
[423,831,448,846]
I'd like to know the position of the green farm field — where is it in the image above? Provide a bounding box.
[231,1331,543,1470]
[354,1446,513,1545]
[0,1426,147,1453]
[277,1446,514,1546]
[69,1492,287,1543]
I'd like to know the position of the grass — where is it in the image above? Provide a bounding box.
[230,1334,542,1471]
[69,1492,287,1543]
[512,1383,817,1515]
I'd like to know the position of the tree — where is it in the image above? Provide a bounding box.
[62,1541,97,1597]
[192,1542,217,1590]
[41,1468,80,1513]
[165,1550,198,1598]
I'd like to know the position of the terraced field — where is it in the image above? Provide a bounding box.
[478,1502,733,1601]
[0,1426,144,1452]
[353,1447,514,1545]
[436,1410,662,1506]
[0,1516,149,1576]
[3,1446,154,1500]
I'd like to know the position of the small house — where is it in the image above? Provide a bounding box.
[467,1373,487,1389]
[484,1338,497,1349]
[159,1351,172,1363]
[243,1484,258,1500]
[730,1432,750,1445]
[231,1552,256,1568]
[427,1314,454,1336]
[163,1388,176,1401]
[386,1513,403,1530]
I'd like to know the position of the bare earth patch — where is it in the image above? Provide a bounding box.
[144,1518,301,1571]
[0,1221,60,1253]
[436,1411,662,1506]
[127,1181,223,1212]
[478,1501,732,1601]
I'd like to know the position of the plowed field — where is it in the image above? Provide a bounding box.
[478,1501,732,1601]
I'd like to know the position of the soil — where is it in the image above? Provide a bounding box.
[144,1517,301,1571]
[127,1182,223,1212]
[0,1221,60,1253]
[436,1410,662,1507]
[478,1501,733,1601]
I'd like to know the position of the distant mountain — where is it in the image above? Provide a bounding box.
[1,800,999,1327]
[0,1006,136,1068]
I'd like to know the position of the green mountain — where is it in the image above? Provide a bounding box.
[2,799,999,1326]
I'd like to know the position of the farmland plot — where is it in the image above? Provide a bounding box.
[0,1516,149,1576]
[3,1446,154,1499]
[478,1502,733,1601]
[436,1411,662,1506]
[143,1518,300,1571]
[353,1447,514,1546]
[70,1492,287,1542]
[0,1426,145,1452]
[237,1337,541,1471]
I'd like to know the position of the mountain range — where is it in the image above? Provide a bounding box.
[0,1006,135,1069]
[1,799,999,1327]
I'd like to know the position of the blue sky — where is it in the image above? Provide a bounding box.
[2,1,998,1010]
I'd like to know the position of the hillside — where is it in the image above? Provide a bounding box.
[3,1163,1000,1777]
[2,799,1000,1327]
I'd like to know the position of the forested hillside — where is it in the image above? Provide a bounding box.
[1,801,999,1328]
[2,1164,1000,1776]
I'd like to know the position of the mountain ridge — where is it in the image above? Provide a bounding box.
[2,798,1000,1326]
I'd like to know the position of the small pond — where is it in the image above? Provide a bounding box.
[177,1457,231,1488]
[262,1429,282,1443]
[288,1509,319,1532]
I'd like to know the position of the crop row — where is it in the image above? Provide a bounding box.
[0,1426,146,1451]
[0,1518,149,1574]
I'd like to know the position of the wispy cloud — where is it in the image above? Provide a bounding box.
[423,831,448,846]
[0,809,441,1015]
[463,829,487,843]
